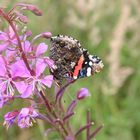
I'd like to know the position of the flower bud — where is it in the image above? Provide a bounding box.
[17,3,42,16]
[77,88,91,100]
[26,5,42,16]
[42,32,52,39]
[25,30,32,37]
[18,14,28,24]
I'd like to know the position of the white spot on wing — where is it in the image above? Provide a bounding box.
[82,48,86,51]
[87,67,91,77]
[89,61,92,66]
[73,76,77,79]
[77,42,81,47]
[71,62,76,68]
[99,61,104,69]
[89,55,93,60]
[89,55,97,62]
[92,58,97,62]
[59,35,63,37]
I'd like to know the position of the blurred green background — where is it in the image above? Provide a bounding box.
[0,0,140,140]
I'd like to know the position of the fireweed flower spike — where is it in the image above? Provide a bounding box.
[0,3,103,140]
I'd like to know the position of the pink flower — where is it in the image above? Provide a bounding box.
[3,111,19,129]
[77,88,91,100]
[13,58,54,98]
[21,74,53,98]
[0,57,28,96]
[18,107,38,128]
[0,26,17,52]
[0,38,54,98]
[3,107,38,129]
[0,56,14,95]
[16,43,54,98]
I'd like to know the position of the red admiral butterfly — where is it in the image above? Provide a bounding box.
[49,35,104,85]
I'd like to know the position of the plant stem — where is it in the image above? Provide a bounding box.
[75,123,93,137]
[89,124,104,139]
[37,113,54,126]
[63,112,75,122]
[86,110,90,140]
[39,91,52,112]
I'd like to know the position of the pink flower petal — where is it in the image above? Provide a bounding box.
[22,40,31,53]
[36,43,48,56]
[0,56,7,76]
[0,31,8,41]
[0,81,6,92]
[41,75,53,88]
[10,60,30,77]
[19,108,30,117]
[21,85,33,98]
[8,25,15,38]
[14,81,27,94]
[44,57,54,68]
[19,107,38,117]
[36,58,47,77]
[6,49,16,57]
[0,64,6,76]
[0,43,8,52]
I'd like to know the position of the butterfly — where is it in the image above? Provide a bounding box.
[49,35,104,85]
